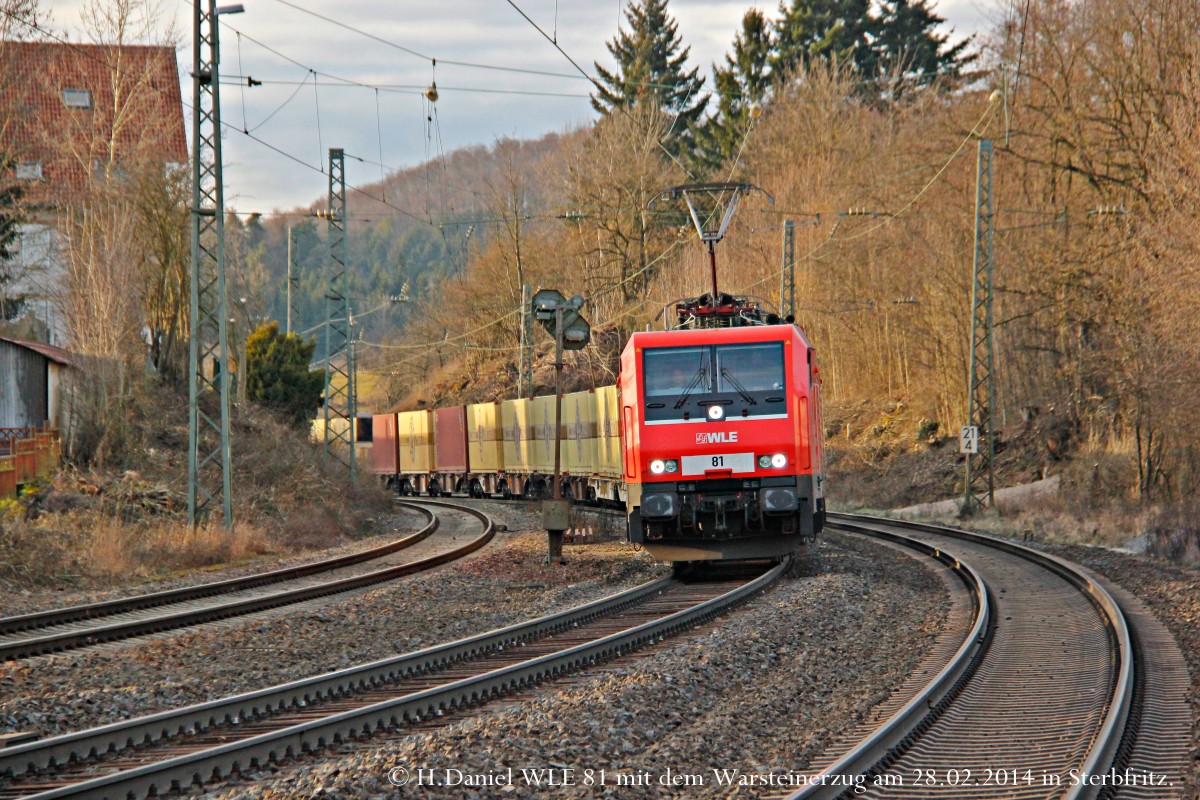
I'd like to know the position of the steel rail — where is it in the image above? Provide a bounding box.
[4,564,784,799]
[784,520,992,799]
[783,513,1133,800]
[0,503,438,637]
[0,501,490,661]
[0,575,670,781]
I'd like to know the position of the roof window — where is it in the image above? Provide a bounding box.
[62,88,93,109]
[15,161,43,180]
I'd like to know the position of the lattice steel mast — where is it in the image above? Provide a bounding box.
[321,148,356,478]
[964,139,996,513]
[519,283,533,398]
[286,225,298,335]
[187,0,233,528]
[780,219,795,319]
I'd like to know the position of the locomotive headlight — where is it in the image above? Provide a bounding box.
[707,405,724,420]
[664,459,679,473]
[650,459,667,474]
[758,455,771,468]
[771,453,788,468]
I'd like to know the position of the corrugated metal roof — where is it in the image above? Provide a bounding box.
[0,337,74,366]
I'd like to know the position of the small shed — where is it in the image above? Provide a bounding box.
[0,336,73,430]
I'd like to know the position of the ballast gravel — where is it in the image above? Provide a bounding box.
[1041,542,1200,800]
[196,532,948,800]
[0,509,666,739]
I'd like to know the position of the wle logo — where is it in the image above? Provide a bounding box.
[696,431,738,444]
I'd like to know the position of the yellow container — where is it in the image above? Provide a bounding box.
[467,402,503,473]
[561,390,597,475]
[396,409,435,473]
[529,395,558,473]
[500,398,532,474]
[594,384,622,478]
[310,416,358,464]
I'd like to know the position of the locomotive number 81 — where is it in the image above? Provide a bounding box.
[619,304,825,563]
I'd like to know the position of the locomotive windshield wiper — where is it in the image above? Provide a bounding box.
[720,368,757,405]
[673,367,709,409]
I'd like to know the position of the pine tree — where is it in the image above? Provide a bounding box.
[770,0,971,96]
[695,9,774,170]
[245,321,324,427]
[772,0,872,79]
[591,0,708,154]
[872,0,973,93]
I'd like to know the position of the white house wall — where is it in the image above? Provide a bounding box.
[8,224,69,347]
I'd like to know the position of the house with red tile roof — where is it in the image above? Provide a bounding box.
[0,40,186,346]
[2,40,186,205]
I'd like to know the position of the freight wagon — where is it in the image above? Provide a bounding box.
[370,390,624,504]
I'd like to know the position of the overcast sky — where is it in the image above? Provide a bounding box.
[51,0,1000,213]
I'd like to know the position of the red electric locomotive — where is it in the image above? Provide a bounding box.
[619,294,825,563]
[619,182,825,564]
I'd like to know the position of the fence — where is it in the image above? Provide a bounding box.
[0,425,61,500]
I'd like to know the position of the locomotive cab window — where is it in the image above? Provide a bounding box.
[716,343,784,392]
[643,347,711,398]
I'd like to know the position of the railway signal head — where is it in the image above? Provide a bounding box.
[532,289,590,350]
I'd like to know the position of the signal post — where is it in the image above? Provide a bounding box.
[531,289,590,564]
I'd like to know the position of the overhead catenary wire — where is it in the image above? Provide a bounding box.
[375,88,387,203]
[312,70,323,167]
[0,6,608,366]
[223,26,413,95]
[4,6,997,372]
[238,72,312,133]
[216,21,589,226]
[825,100,999,245]
[730,98,1003,299]
[503,0,700,182]
[223,77,586,98]
[267,0,587,81]
[235,31,248,130]
[358,307,523,351]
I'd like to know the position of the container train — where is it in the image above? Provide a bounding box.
[366,182,823,562]
[365,294,825,564]
[368,386,625,505]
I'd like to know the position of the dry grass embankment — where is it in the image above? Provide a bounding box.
[825,399,1200,566]
[0,392,391,591]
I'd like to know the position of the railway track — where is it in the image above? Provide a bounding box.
[778,514,1190,800]
[0,500,494,661]
[0,561,786,800]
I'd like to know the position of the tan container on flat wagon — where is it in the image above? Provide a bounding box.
[500,399,533,474]
[530,395,563,473]
[311,416,355,446]
[396,409,436,473]
[467,402,503,473]
[560,389,597,475]
[594,384,622,478]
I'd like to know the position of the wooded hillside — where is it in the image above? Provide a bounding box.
[54,0,1180,510]
[240,0,1200,507]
